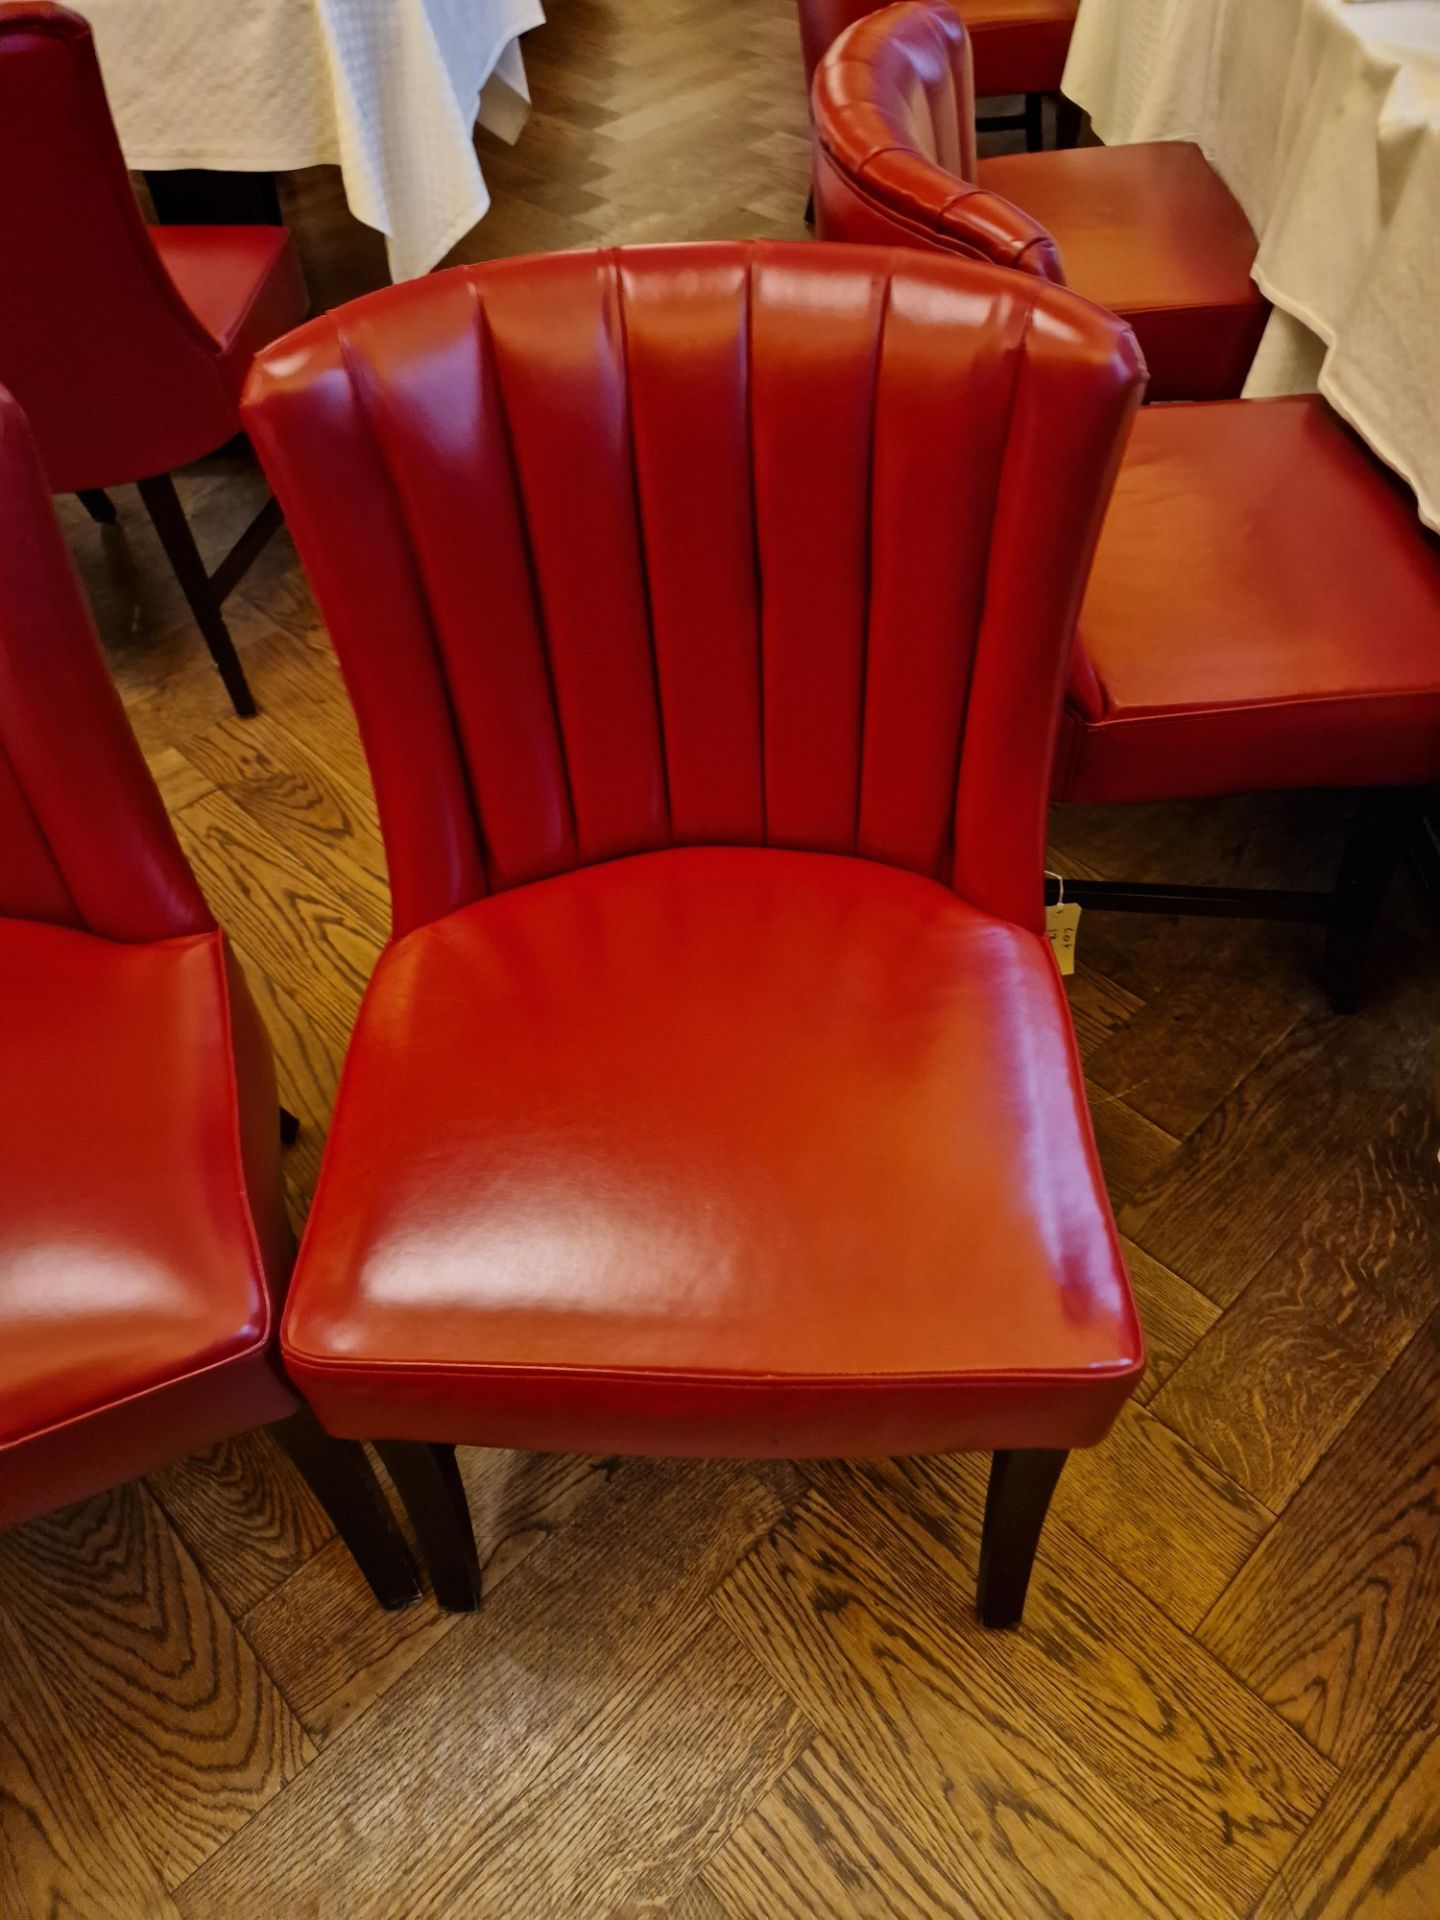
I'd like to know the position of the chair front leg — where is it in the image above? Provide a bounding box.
[77,488,118,524]
[976,1448,1067,1628]
[1322,787,1413,1014]
[271,1407,421,1609]
[375,1441,483,1613]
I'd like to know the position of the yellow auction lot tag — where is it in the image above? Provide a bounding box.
[1044,874,1080,977]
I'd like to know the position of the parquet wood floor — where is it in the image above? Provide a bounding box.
[3,1,1438,1913]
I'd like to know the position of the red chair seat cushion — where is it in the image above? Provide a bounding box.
[977,142,1267,400]
[284,848,1141,1458]
[964,0,1076,97]
[151,224,308,404]
[0,922,293,1524]
[1060,397,1440,804]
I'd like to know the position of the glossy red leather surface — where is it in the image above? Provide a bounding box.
[245,244,1142,939]
[814,1,1268,400]
[0,387,295,1526]
[285,850,1142,1455]
[245,242,1145,1457]
[977,144,1267,402]
[0,4,307,491]
[0,926,295,1524]
[1060,397,1440,804]
[798,0,1076,98]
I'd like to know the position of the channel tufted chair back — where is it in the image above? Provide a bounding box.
[244,241,1142,939]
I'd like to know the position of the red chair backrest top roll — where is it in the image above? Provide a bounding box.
[243,242,1142,940]
[0,385,213,940]
[0,4,239,491]
[812,1,1064,279]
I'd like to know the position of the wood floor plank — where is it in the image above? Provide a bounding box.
[1088,1093,1181,1207]
[798,1453,1333,1914]
[146,1427,334,1620]
[0,1485,313,1890]
[244,1450,620,1743]
[1150,1101,1438,1508]
[1276,1634,1440,1919]
[170,788,385,1011]
[177,710,387,889]
[0,1614,179,1920]
[1201,1312,1440,1765]
[703,1735,987,1920]
[1120,1235,1222,1406]
[1080,919,1314,1141]
[712,1487,1211,1918]
[1052,1399,1274,1632]
[420,1618,809,1915]
[1118,959,1434,1304]
[174,1460,787,1916]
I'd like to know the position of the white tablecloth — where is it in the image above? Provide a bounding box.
[83,0,546,281]
[1064,0,1440,530]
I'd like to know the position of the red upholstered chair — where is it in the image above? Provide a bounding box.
[812,0,1268,401]
[242,241,1147,1626]
[1059,395,1440,1008]
[0,385,418,1608]
[0,4,310,716]
[798,0,1080,150]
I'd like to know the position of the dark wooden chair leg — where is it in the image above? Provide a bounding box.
[136,471,257,717]
[976,1448,1067,1629]
[1322,788,1413,1015]
[77,488,117,524]
[1055,92,1084,149]
[1024,91,1045,151]
[272,1408,421,1610]
[375,1441,482,1613]
[279,1106,300,1146]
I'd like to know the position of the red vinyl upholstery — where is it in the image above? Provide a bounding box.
[0,3,307,492]
[798,0,1077,100]
[1061,397,1440,804]
[244,242,1147,1459]
[0,388,296,1526]
[813,0,1269,400]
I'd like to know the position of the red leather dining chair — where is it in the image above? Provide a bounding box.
[0,3,310,717]
[242,241,1147,1626]
[811,4,1440,1007]
[799,0,1080,151]
[0,384,418,1609]
[812,0,1267,401]
[1058,395,1440,1009]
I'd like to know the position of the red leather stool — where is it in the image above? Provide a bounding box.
[0,384,417,1611]
[812,0,1267,400]
[243,241,1147,1625]
[0,4,310,715]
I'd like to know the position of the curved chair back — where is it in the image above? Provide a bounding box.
[0,4,240,490]
[243,242,1142,939]
[0,386,212,941]
[813,1,1062,276]
[798,0,890,92]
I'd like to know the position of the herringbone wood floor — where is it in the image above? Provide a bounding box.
[3,1,1439,1914]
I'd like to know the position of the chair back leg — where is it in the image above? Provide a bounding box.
[136,471,258,716]
[272,1408,421,1609]
[374,1440,483,1613]
[976,1448,1068,1628]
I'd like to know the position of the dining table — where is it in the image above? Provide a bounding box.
[1063,0,1440,532]
[80,0,546,282]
